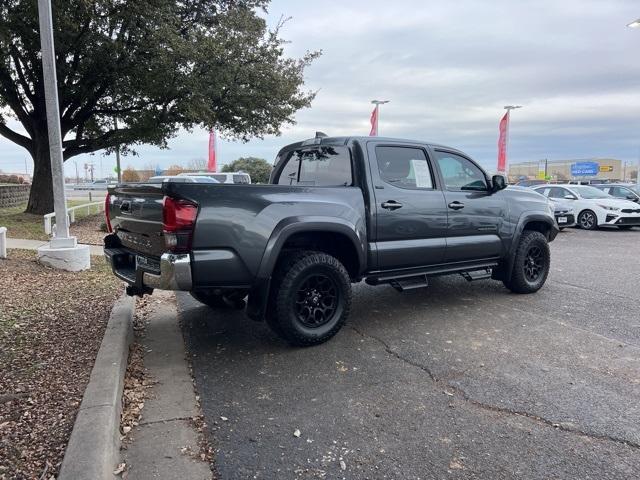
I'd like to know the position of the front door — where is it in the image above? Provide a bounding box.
[369,143,448,270]
[432,149,506,263]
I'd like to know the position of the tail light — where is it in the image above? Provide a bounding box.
[162,196,198,253]
[104,193,113,233]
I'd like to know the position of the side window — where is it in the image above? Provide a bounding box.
[276,147,352,186]
[611,187,628,198]
[548,187,567,199]
[212,174,228,183]
[277,156,300,185]
[375,146,434,189]
[434,151,487,191]
[535,188,550,197]
[233,174,250,184]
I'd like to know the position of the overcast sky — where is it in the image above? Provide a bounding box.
[1,0,639,178]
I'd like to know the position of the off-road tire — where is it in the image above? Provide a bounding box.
[503,230,550,294]
[266,250,351,346]
[578,210,598,230]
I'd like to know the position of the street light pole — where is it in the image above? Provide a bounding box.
[37,0,74,248]
[628,18,640,186]
[36,0,90,271]
[503,105,522,175]
[371,100,390,136]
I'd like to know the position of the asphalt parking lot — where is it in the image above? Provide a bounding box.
[179,228,640,480]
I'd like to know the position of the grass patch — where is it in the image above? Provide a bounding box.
[0,200,101,240]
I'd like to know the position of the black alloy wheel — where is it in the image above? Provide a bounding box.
[523,245,544,283]
[294,274,339,328]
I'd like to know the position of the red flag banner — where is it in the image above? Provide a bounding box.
[369,106,378,136]
[497,111,509,173]
[208,129,217,172]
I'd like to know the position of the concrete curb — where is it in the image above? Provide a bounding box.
[58,294,135,480]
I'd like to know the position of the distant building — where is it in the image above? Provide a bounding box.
[509,158,623,182]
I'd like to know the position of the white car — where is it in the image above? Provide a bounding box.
[533,184,640,230]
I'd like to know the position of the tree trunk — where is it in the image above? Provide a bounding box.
[25,144,54,215]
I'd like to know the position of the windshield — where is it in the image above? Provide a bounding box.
[570,185,612,199]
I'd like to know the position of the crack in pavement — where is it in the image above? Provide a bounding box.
[349,325,640,450]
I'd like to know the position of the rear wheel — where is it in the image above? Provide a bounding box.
[267,250,351,346]
[503,230,550,294]
[578,210,598,230]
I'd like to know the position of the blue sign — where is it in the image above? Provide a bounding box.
[570,161,599,177]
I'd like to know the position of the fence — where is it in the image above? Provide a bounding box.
[44,201,104,235]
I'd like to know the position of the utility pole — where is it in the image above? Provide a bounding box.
[36,0,89,270]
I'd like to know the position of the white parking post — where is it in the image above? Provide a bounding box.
[0,227,7,259]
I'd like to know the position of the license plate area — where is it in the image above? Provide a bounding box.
[557,217,567,224]
[136,255,161,272]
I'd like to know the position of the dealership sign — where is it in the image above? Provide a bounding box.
[570,161,599,176]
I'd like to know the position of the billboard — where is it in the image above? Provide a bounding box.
[570,162,599,177]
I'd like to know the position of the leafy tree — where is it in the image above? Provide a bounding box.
[0,1,319,213]
[121,166,140,182]
[222,156,272,183]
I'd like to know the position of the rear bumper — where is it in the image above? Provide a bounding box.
[104,247,192,291]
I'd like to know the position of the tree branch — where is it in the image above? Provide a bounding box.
[0,121,32,153]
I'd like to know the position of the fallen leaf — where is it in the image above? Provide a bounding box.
[113,462,127,475]
[293,429,301,438]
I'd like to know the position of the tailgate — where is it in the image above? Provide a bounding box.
[108,184,166,258]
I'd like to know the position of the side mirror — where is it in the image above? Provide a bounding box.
[491,174,507,192]
[626,194,637,201]
[564,194,577,200]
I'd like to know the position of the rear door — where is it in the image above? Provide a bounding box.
[368,142,448,270]
[431,149,506,262]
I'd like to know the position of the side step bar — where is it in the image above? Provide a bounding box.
[389,275,429,292]
[366,261,498,292]
[460,268,492,282]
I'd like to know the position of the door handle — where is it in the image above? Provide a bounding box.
[448,201,465,210]
[381,201,403,210]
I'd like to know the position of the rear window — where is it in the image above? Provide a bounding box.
[276,146,352,186]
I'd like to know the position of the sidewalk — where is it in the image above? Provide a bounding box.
[6,237,104,256]
[123,291,211,479]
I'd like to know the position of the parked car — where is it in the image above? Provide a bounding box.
[591,183,640,204]
[515,179,548,187]
[74,179,113,190]
[105,135,558,346]
[532,184,640,230]
[548,198,576,230]
[177,171,251,184]
[147,176,219,184]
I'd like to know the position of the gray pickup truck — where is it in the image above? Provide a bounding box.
[104,135,558,346]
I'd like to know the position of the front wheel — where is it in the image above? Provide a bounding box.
[267,250,352,347]
[578,210,598,230]
[503,230,551,294]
